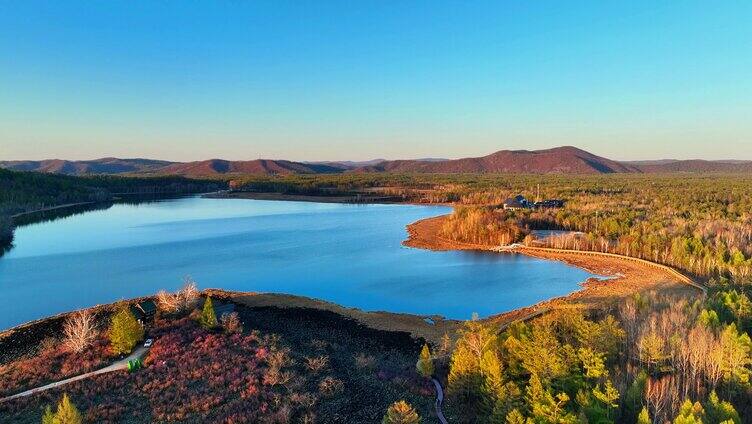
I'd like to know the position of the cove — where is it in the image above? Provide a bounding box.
[0,197,600,330]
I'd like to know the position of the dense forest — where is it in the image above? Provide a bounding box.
[0,168,225,252]
[443,281,751,423]
[0,168,225,216]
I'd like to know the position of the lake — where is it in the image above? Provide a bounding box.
[0,197,599,330]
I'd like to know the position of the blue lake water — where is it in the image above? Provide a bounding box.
[0,197,598,330]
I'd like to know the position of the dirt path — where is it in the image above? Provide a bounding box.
[10,202,96,219]
[500,245,706,295]
[0,347,148,403]
[431,378,448,424]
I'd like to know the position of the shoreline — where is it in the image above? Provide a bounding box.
[0,290,459,366]
[402,214,704,326]
[205,190,452,206]
[1,197,703,356]
[10,202,98,219]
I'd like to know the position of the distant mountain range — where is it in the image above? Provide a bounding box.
[3,146,751,176]
[0,158,172,175]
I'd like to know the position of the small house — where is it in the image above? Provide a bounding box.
[503,195,530,210]
[130,299,157,325]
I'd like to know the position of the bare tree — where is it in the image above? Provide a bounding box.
[63,310,97,353]
[156,277,201,314]
[178,277,200,311]
[156,290,180,313]
[645,375,680,422]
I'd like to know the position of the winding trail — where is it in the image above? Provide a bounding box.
[497,245,706,296]
[431,377,448,424]
[10,202,96,219]
[0,347,148,403]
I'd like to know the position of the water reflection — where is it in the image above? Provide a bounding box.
[0,197,599,329]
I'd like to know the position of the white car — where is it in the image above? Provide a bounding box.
[144,338,153,348]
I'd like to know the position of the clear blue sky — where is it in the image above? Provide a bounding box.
[1,1,750,161]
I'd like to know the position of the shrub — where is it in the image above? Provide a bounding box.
[156,278,200,314]
[354,353,376,370]
[220,311,242,334]
[304,356,329,374]
[318,376,344,397]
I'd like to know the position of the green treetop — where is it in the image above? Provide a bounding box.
[50,393,83,424]
[416,344,434,378]
[718,323,752,385]
[637,407,651,424]
[674,400,704,424]
[382,400,421,424]
[704,391,741,424]
[41,405,55,424]
[109,305,144,355]
[200,296,218,329]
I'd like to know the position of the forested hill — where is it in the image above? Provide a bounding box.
[0,169,225,252]
[0,168,225,216]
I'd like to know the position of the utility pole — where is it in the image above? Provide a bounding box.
[595,210,599,233]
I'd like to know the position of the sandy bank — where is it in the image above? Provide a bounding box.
[205,289,460,344]
[402,214,703,327]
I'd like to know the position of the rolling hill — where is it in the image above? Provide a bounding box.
[0,158,172,175]
[628,159,752,173]
[155,159,345,176]
[354,146,640,174]
[4,147,752,176]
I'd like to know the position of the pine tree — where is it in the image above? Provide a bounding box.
[200,296,218,329]
[448,320,498,423]
[717,323,752,384]
[52,393,83,424]
[704,391,741,424]
[674,400,704,424]
[41,405,55,424]
[636,407,651,424]
[480,350,513,421]
[382,400,421,424]
[526,373,577,424]
[109,305,144,355]
[505,409,527,424]
[416,344,434,378]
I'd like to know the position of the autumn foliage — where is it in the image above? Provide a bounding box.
[440,206,526,246]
